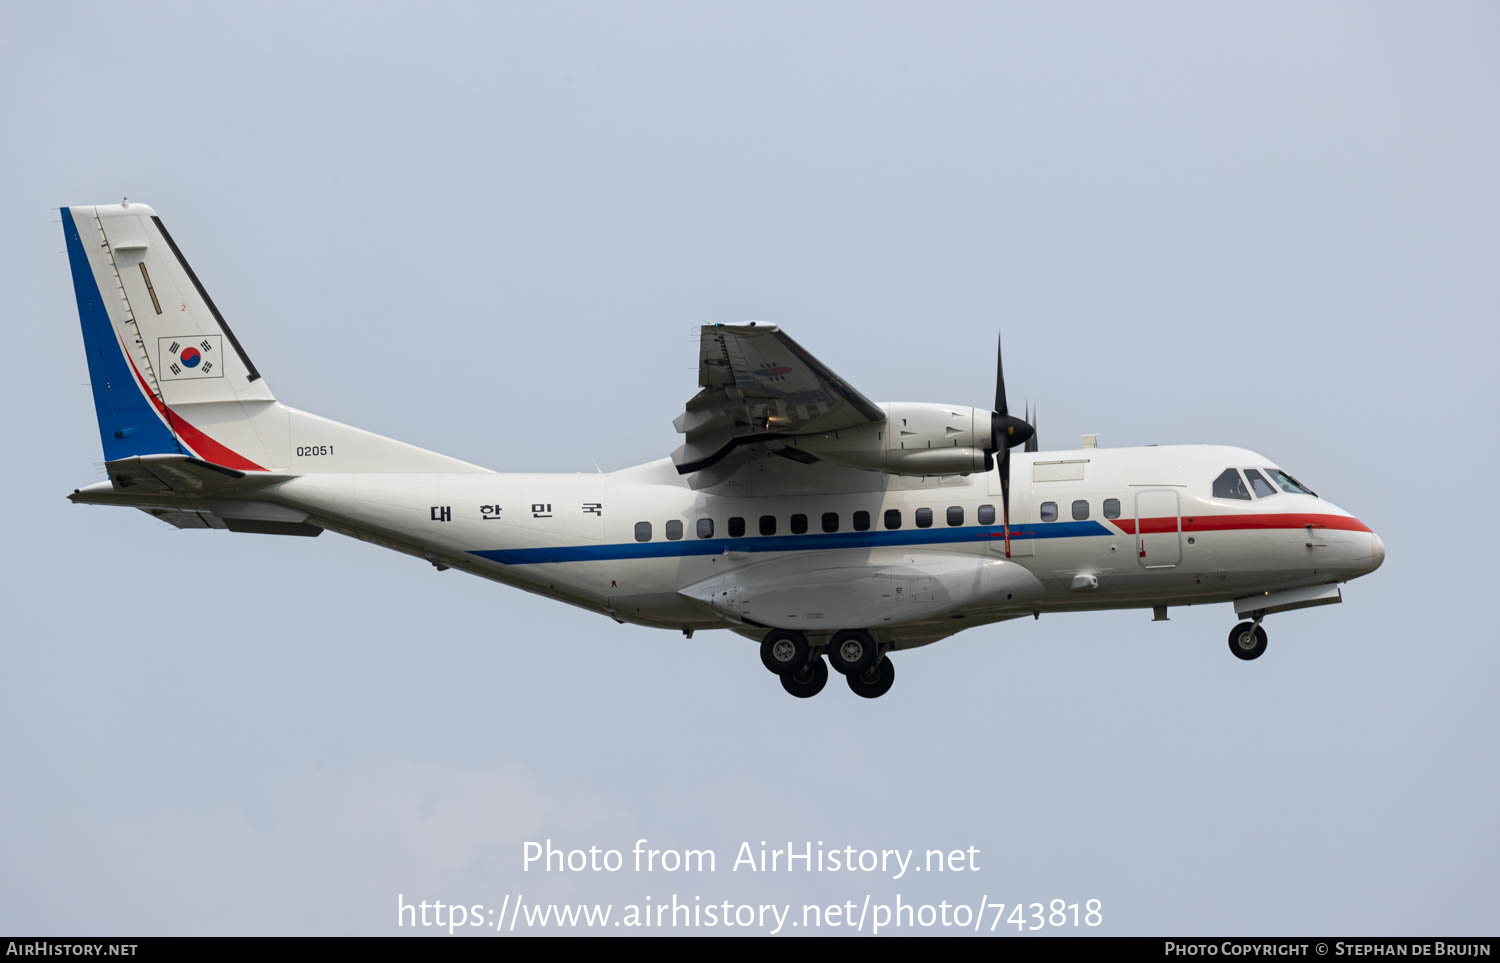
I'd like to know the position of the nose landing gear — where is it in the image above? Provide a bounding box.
[1228,620,1268,661]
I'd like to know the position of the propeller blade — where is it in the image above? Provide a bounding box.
[994,333,1009,417]
[1024,402,1038,453]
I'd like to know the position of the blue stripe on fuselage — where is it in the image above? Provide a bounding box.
[468,519,1116,565]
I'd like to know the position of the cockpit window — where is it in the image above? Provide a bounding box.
[1264,468,1316,496]
[1212,468,1251,500]
[1243,468,1277,499]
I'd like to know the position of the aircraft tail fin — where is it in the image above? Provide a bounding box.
[62,202,485,475]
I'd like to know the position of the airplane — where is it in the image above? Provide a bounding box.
[59,201,1386,700]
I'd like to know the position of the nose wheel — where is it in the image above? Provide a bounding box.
[1228,621,1268,661]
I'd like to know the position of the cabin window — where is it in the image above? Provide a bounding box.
[1072,499,1089,520]
[1040,501,1058,522]
[1265,468,1316,496]
[853,510,871,531]
[1213,468,1251,500]
[697,518,714,539]
[915,507,933,528]
[978,504,996,525]
[947,506,964,526]
[884,509,902,530]
[790,513,808,534]
[759,514,777,536]
[634,521,652,542]
[1244,468,1277,499]
[728,516,745,538]
[821,511,839,533]
[665,519,683,540]
[1103,498,1121,519]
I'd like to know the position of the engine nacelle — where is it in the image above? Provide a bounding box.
[785,403,994,477]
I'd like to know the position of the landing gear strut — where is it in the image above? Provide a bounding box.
[1228,620,1268,661]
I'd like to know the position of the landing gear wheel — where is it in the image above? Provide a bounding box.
[847,655,895,699]
[780,656,828,698]
[827,629,878,676]
[760,629,810,675]
[1228,622,1268,661]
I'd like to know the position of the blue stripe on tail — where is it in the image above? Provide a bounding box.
[62,207,181,462]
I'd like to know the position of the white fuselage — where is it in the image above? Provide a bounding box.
[266,442,1383,650]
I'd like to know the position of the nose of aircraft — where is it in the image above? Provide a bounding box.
[1367,532,1386,571]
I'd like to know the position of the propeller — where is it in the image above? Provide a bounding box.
[988,335,1036,557]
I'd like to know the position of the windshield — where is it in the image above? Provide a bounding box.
[1264,468,1316,497]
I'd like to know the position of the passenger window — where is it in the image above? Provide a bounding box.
[884,509,902,530]
[634,521,652,542]
[728,516,745,538]
[1103,498,1121,519]
[853,510,871,532]
[790,513,808,534]
[1213,468,1251,500]
[1072,499,1089,520]
[821,512,839,533]
[946,506,964,527]
[978,504,996,525]
[759,515,777,536]
[697,518,714,539]
[665,519,683,540]
[1040,501,1058,522]
[915,507,933,528]
[1244,468,1277,499]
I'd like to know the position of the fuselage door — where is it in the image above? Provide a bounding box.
[1135,489,1182,568]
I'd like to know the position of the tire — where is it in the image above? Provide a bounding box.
[760,629,810,675]
[780,656,828,698]
[1228,622,1268,661]
[847,655,896,699]
[827,629,878,676]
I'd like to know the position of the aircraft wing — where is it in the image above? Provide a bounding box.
[671,324,885,475]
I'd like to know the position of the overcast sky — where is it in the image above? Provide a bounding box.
[3,0,1496,936]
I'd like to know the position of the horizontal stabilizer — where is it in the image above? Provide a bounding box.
[92,453,295,496]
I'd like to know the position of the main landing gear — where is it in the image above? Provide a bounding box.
[760,628,895,699]
[1228,620,1268,661]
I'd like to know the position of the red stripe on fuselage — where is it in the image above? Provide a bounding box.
[1110,513,1370,536]
[121,346,266,471]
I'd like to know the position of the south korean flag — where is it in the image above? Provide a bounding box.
[159,336,224,380]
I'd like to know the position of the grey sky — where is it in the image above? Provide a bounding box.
[3,0,1496,935]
